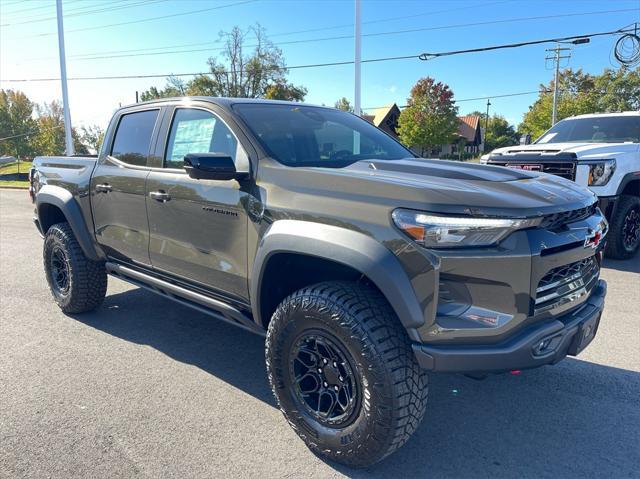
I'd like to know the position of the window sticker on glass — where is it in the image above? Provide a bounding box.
[168,117,216,166]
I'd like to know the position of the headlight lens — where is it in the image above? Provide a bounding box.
[587,159,616,186]
[392,209,541,248]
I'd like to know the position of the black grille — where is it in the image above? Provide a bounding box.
[535,257,600,314]
[487,161,576,180]
[540,162,576,180]
[539,203,597,230]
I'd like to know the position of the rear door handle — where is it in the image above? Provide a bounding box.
[149,191,171,202]
[95,183,112,193]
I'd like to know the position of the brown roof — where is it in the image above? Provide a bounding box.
[361,104,399,127]
[457,115,481,141]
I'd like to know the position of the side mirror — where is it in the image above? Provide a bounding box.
[183,153,248,181]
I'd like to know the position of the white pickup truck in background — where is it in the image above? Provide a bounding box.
[483,111,640,259]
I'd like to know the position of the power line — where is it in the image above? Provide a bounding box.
[13,7,637,64]
[14,0,259,39]
[362,90,551,111]
[0,0,85,17]
[1,0,168,27]
[2,52,438,83]
[3,24,633,83]
[419,26,635,60]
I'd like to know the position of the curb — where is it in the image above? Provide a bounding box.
[0,185,29,190]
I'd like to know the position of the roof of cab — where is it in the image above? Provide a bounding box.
[563,111,640,120]
[117,96,331,112]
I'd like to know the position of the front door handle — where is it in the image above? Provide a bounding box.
[149,191,171,202]
[95,183,112,193]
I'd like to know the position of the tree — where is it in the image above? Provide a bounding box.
[141,24,307,101]
[79,125,105,154]
[470,111,518,152]
[334,97,353,112]
[31,101,87,156]
[397,77,459,156]
[519,67,640,139]
[264,82,307,101]
[139,76,186,102]
[0,89,37,158]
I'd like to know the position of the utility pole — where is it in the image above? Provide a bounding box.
[485,98,491,149]
[545,45,571,126]
[354,0,361,116]
[56,0,74,156]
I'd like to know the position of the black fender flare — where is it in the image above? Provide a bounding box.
[616,172,640,197]
[36,185,104,261]
[251,220,426,335]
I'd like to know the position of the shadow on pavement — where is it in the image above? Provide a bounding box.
[77,286,640,478]
[603,253,640,273]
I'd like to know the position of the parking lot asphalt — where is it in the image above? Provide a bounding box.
[1,188,639,478]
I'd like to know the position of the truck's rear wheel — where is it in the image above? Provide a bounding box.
[43,222,107,313]
[606,195,640,259]
[265,281,428,467]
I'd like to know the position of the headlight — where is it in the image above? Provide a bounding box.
[392,209,541,248]
[586,159,616,186]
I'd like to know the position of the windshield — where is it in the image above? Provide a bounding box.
[233,103,414,167]
[536,116,640,144]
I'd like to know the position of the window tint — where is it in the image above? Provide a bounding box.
[233,104,413,167]
[110,109,159,166]
[536,116,640,144]
[165,108,238,169]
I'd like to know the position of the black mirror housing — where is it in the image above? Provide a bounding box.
[183,153,248,181]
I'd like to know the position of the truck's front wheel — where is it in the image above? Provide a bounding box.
[43,222,107,313]
[606,195,640,259]
[265,281,428,467]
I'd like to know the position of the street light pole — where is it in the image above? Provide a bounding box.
[56,0,74,156]
[354,0,361,117]
[485,98,491,150]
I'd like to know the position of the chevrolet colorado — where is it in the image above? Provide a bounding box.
[484,112,640,259]
[30,98,608,467]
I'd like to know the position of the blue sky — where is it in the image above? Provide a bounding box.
[1,0,638,130]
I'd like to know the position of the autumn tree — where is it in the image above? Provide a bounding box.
[334,97,353,112]
[397,77,459,156]
[141,24,307,101]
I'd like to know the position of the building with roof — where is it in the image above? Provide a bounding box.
[362,103,484,158]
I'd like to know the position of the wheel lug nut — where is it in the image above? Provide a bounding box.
[333,361,337,367]
[334,385,339,391]
[317,368,322,373]
[323,382,328,387]
[339,376,343,381]
[323,358,328,364]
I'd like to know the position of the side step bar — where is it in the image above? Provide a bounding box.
[105,262,264,336]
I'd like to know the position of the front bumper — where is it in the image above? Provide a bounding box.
[412,280,606,373]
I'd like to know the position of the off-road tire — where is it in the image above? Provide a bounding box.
[265,281,428,467]
[605,195,640,259]
[43,222,107,313]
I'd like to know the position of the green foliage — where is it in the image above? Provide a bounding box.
[519,67,640,139]
[480,114,518,151]
[141,24,307,102]
[334,97,353,112]
[79,125,105,154]
[0,90,37,158]
[397,77,459,155]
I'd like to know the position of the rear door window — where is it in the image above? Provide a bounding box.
[110,109,159,166]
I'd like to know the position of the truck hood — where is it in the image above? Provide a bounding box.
[265,158,597,218]
[489,141,638,160]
